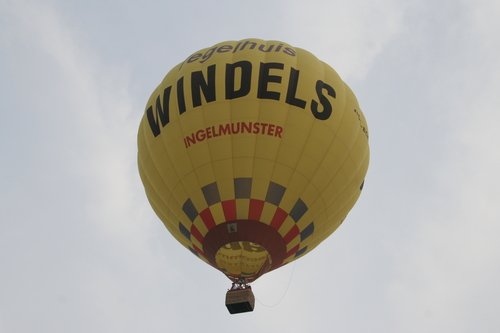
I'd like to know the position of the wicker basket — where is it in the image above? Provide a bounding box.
[225,288,255,314]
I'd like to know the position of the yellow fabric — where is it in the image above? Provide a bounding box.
[138,39,369,278]
[215,242,270,278]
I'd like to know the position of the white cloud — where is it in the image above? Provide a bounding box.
[0,1,190,331]
[279,0,405,80]
[2,0,145,247]
[382,2,500,331]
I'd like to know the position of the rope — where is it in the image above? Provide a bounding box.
[255,261,296,308]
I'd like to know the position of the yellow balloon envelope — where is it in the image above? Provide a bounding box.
[138,39,369,286]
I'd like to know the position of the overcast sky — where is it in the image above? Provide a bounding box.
[1,0,500,332]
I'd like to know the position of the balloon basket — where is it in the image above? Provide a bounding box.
[225,286,255,314]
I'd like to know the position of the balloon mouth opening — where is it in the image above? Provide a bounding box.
[202,220,288,282]
[215,241,272,281]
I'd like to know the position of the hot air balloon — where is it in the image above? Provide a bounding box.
[137,39,369,314]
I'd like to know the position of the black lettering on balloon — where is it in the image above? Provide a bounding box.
[283,47,296,56]
[258,44,274,52]
[311,80,335,120]
[285,67,306,109]
[147,86,172,137]
[191,64,216,108]
[257,62,283,101]
[225,61,252,99]
[177,77,186,114]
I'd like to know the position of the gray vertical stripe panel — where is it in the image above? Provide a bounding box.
[234,177,252,199]
[182,199,198,222]
[295,246,308,257]
[300,222,314,241]
[189,247,199,257]
[265,181,285,206]
[290,199,308,222]
[179,223,191,240]
[202,182,221,206]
